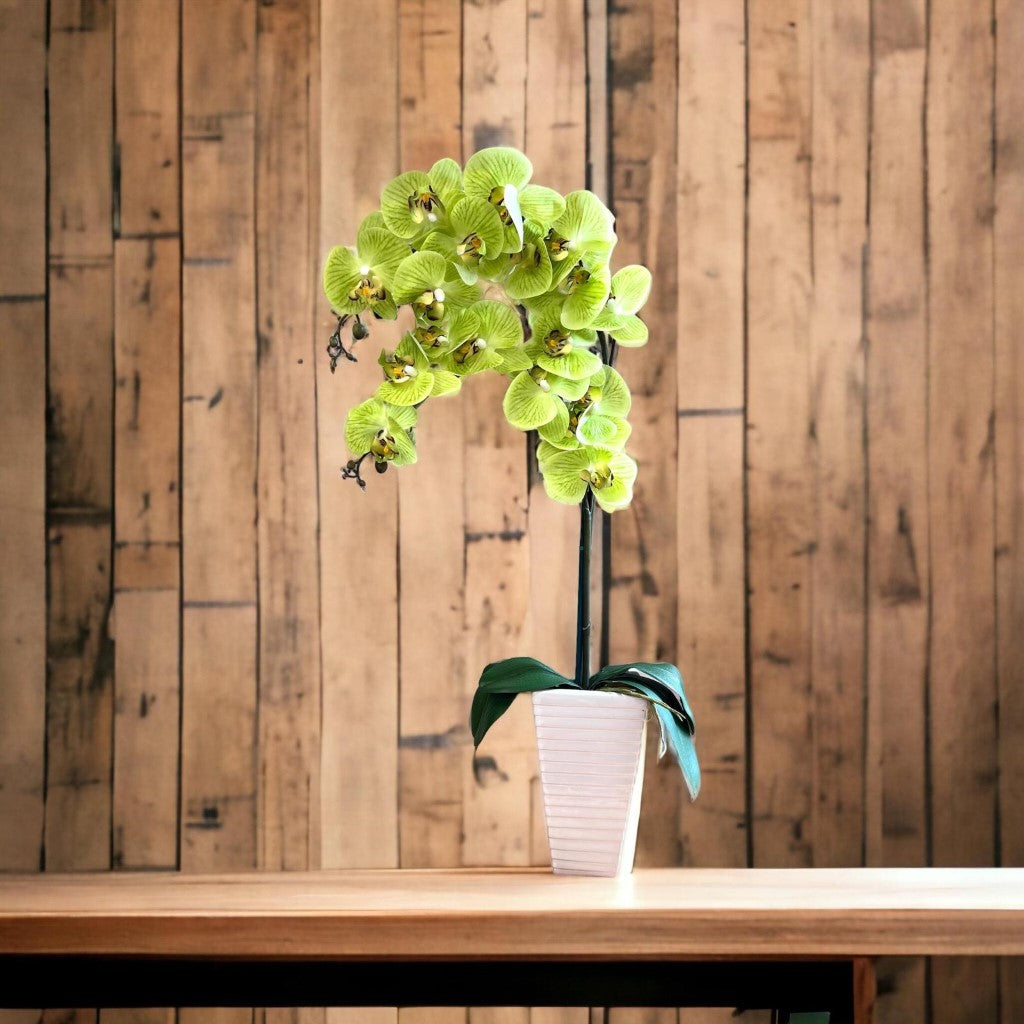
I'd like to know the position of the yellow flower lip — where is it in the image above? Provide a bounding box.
[407,187,444,224]
[545,229,571,261]
[371,429,398,461]
[456,233,486,264]
[349,274,387,304]
[543,328,572,357]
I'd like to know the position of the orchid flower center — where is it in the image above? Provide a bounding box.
[348,273,387,304]
[381,353,416,382]
[488,185,513,225]
[543,328,572,357]
[408,187,443,224]
[456,232,486,264]
[414,324,447,349]
[544,229,571,262]
[371,429,399,462]
[414,288,446,322]
[452,337,487,365]
[582,463,614,489]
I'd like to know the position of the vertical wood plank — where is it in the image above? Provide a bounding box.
[996,0,1024,1016]
[459,0,534,871]
[926,3,998,1024]
[0,0,47,875]
[746,0,814,869]
[522,0,588,873]
[675,0,747,870]
[111,0,182,886]
[114,0,180,238]
[45,0,115,876]
[180,5,257,1021]
[317,0,401,872]
[807,0,869,868]
[606,0,680,871]
[255,0,322,880]
[396,0,467,874]
[180,0,258,874]
[864,1,929,1020]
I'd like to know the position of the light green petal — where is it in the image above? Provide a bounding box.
[418,230,457,259]
[548,371,591,401]
[323,246,363,311]
[504,229,552,300]
[429,157,464,208]
[429,369,463,397]
[537,439,566,464]
[387,404,419,430]
[592,450,638,513]
[536,344,603,380]
[359,211,388,233]
[381,170,433,238]
[561,267,611,330]
[388,423,418,466]
[554,190,617,251]
[539,447,591,505]
[610,264,652,315]
[576,411,622,448]
[377,370,434,406]
[518,184,566,225]
[356,224,410,281]
[536,400,574,448]
[344,398,387,455]
[369,293,398,320]
[605,313,648,346]
[392,250,447,303]
[440,271,482,311]
[597,366,631,417]
[450,196,505,259]
[495,347,534,374]
[395,332,431,370]
[463,146,532,196]
[470,299,523,349]
[502,371,560,430]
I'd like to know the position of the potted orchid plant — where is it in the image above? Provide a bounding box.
[324,147,700,876]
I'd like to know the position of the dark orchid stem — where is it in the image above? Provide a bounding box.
[575,472,596,689]
[599,331,616,669]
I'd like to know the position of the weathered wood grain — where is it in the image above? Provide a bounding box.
[255,0,322,879]
[395,0,468,876]
[864,2,929,1021]
[995,2,1024,1023]
[607,0,681,869]
[807,0,868,869]
[317,0,401,872]
[0,0,46,875]
[746,0,814,869]
[926,3,999,1024]
[459,0,534,871]
[675,0,747,871]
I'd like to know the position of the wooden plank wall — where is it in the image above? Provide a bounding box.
[0,1,1022,1023]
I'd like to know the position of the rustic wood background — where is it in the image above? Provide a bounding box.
[0,0,1021,1023]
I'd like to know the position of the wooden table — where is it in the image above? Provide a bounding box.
[2,868,1022,1022]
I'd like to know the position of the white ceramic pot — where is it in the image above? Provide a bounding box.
[533,688,648,877]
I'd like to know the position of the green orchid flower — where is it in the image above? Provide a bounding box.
[449,196,506,282]
[545,190,617,288]
[557,255,611,330]
[589,264,652,346]
[376,333,434,406]
[502,366,592,431]
[380,158,465,238]
[537,443,638,513]
[573,366,632,448]
[524,296,603,381]
[436,300,524,376]
[344,397,418,466]
[391,250,481,320]
[323,213,410,318]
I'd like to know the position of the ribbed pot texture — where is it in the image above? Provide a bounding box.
[533,689,648,877]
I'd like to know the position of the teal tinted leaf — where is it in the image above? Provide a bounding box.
[590,661,695,731]
[471,655,575,747]
[323,246,362,312]
[610,264,652,314]
[464,147,533,196]
[503,371,560,430]
[518,184,566,225]
[429,157,464,208]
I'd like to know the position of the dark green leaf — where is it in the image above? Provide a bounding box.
[471,656,575,747]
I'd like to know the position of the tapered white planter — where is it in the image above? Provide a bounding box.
[533,689,648,877]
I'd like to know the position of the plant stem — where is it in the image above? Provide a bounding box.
[574,487,595,687]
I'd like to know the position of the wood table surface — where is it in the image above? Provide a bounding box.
[1,867,1022,959]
